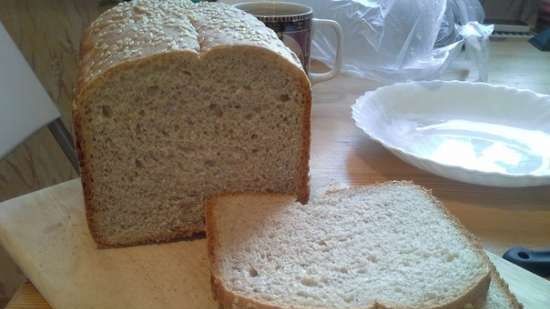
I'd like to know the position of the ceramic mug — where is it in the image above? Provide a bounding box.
[234,2,343,84]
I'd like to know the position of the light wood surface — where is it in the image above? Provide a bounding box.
[1,32,550,309]
[5,283,44,309]
[489,252,550,308]
[0,179,549,309]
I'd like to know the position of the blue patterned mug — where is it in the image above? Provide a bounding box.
[234,2,343,84]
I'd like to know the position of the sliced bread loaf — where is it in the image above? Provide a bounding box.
[74,0,311,247]
[206,182,492,309]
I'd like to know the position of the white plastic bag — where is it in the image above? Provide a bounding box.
[293,0,494,83]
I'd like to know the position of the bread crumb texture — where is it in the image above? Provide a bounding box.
[211,183,491,309]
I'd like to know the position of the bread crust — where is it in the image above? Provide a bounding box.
[296,76,311,204]
[204,182,508,309]
[75,1,311,247]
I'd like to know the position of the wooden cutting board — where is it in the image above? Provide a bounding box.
[0,179,549,309]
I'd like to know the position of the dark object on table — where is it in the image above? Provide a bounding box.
[99,0,130,5]
[482,0,537,29]
[536,0,550,32]
[529,29,550,51]
[503,247,550,277]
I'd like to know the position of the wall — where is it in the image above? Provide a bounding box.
[0,0,107,305]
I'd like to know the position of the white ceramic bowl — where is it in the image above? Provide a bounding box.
[352,81,550,187]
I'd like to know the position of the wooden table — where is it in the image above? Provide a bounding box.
[4,38,550,309]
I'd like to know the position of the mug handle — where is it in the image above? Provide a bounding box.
[309,18,343,84]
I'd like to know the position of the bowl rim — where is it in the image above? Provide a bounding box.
[351,80,550,184]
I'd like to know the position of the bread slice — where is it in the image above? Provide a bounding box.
[206,182,492,309]
[73,0,311,247]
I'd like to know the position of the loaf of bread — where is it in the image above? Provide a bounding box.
[206,182,495,309]
[73,0,311,247]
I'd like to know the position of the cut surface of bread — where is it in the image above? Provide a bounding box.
[74,0,311,247]
[206,182,492,309]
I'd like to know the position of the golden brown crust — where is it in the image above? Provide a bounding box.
[296,77,311,204]
[205,195,220,299]
[96,228,205,249]
[205,184,496,309]
[73,27,96,246]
